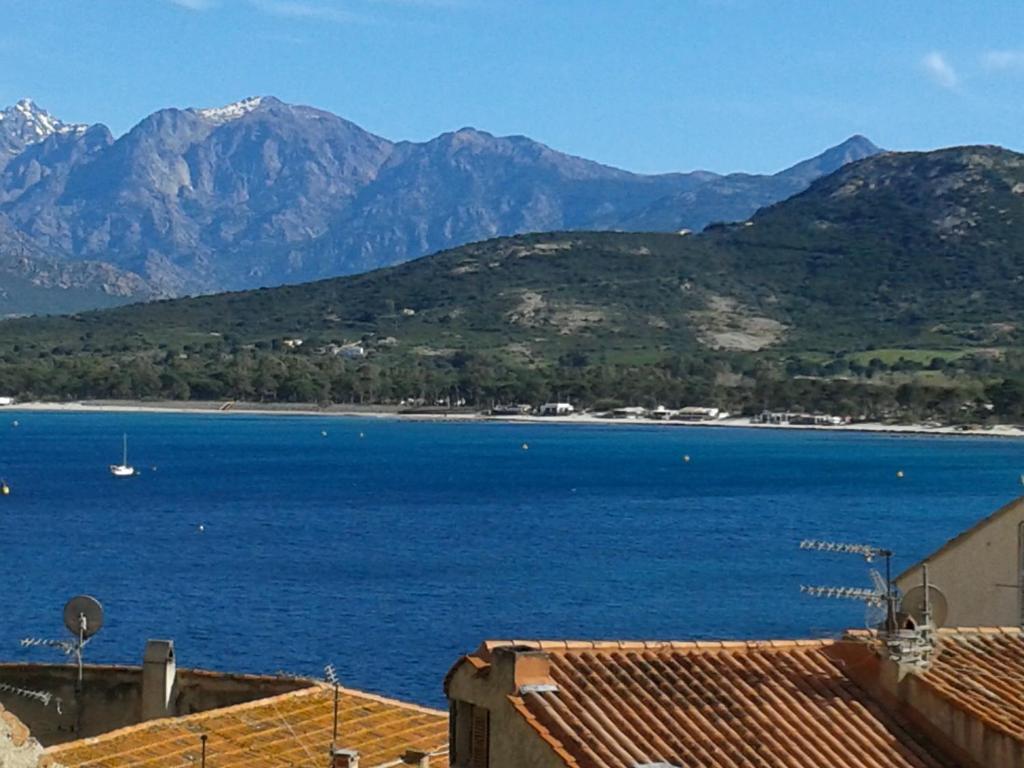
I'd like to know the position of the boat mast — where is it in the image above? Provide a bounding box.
[123,433,128,466]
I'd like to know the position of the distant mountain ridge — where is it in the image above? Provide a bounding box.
[5,144,1024,406]
[0,96,881,315]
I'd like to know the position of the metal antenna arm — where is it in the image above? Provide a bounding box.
[800,585,886,606]
[20,638,76,655]
[800,539,892,561]
[0,682,55,708]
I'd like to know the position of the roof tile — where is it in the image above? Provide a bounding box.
[919,629,1024,742]
[47,684,447,768]
[499,640,956,768]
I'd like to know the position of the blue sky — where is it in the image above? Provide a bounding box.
[1,0,1022,174]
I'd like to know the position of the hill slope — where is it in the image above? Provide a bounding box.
[0,97,880,310]
[9,145,1020,347]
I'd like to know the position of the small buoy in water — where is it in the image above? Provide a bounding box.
[151,466,157,472]
[321,430,328,437]
[359,432,365,439]
[522,442,529,451]
[1,481,9,496]
[896,470,905,479]
[682,455,691,463]
[11,420,18,428]
[197,523,205,533]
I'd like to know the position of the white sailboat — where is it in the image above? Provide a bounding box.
[109,434,136,477]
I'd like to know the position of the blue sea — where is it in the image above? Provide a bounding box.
[1,411,1021,707]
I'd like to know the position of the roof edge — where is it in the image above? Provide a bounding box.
[476,638,838,656]
[895,495,1024,582]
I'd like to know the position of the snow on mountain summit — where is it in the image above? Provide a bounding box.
[0,99,89,163]
[192,96,267,125]
[1,99,87,138]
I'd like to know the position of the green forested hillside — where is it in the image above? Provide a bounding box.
[3,145,1024,420]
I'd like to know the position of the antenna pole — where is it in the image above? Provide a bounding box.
[332,678,339,750]
[200,734,207,768]
[884,551,897,633]
[77,612,87,693]
[922,561,932,627]
[325,663,340,751]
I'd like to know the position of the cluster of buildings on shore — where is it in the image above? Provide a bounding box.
[491,403,854,426]
[750,409,850,426]
[7,497,1024,767]
[490,403,732,421]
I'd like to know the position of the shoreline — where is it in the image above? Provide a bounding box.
[6,400,1024,439]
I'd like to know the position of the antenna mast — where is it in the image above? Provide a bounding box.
[19,595,105,734]
[325,663,340,750]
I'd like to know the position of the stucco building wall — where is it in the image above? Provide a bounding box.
[896,497,1024,628]
[446,653,566,768]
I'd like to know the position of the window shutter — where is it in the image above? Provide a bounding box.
[449,701,458,765]
[470,707,489,768]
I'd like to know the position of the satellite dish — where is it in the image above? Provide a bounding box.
[63,595,104,639]
[901,584,948,627]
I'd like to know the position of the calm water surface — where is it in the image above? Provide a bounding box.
[1,412,1021,706]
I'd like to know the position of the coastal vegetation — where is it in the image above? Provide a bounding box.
[3,145,1024,422]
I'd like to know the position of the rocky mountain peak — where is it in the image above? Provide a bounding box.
[773,134,882,186]
[0,98,89,159]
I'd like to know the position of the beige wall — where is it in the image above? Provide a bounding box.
[896,498,1024,628]
[446,651,567,768]
[0,664,311,746]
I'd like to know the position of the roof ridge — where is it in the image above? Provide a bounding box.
[480,638,838,654]
[937,627,1023,636]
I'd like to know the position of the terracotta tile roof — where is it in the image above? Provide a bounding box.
[46,684,447,768]
[919,627,1024,743]
[478,639,956,768]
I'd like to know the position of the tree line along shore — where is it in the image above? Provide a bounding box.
[3,342,1024,428]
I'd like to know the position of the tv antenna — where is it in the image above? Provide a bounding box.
[799,539,898,632]
[324,663,340,751]
[21,595,104,693]
[0,681,62,714]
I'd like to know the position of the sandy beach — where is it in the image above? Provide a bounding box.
[5,399,1024,439]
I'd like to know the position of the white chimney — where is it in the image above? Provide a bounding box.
[141,639,176,721]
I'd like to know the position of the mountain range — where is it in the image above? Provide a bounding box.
[7,144,1023,367]
[0,96,880,315]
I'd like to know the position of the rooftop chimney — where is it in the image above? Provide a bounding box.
[491,645,557,695]
[401,749,430,767]
[141,639,177,721]
[331,747,359,768]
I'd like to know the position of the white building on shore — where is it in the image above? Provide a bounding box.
[538,402,574,416]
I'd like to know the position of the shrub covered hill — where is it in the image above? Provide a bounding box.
[4,144,1024,421]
